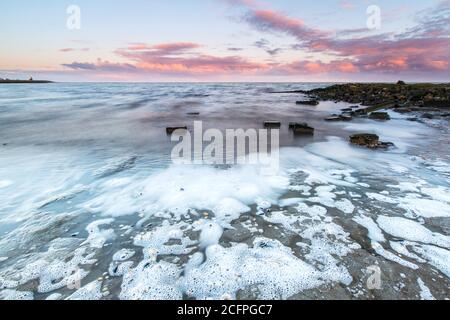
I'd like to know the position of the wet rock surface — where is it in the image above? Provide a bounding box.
[298,83,450,113]
[350,134,394,149]
[296,100,319,106]
[289,123,315,135]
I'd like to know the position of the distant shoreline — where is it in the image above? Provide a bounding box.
[0,80,54,84]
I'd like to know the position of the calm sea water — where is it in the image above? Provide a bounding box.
[0,83,448,300]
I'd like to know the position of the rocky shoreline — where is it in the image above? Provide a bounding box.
[271,82,450,148]
[297,82,450,119]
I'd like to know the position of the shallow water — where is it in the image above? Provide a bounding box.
[0,83,448,300]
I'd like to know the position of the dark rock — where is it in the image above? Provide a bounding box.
[264,121,281,128]
[369,112,391,120]
[187,112,200,116]
[325,114,352,122]
[352,109,368,116]
[378,142,395,149]
[290,123,315,135]
[296,100,319,106]
[325,116,342,122]
[341,108,353,112]
[339,114,353,121]
[350,134,394,149]
[299,83,450,112]
[350,134,380,148]
[421,113,434,119]
[166,126,188,135]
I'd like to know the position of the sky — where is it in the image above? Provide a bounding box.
[1,0,449,82]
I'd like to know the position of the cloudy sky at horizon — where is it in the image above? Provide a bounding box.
[1,0,449,82]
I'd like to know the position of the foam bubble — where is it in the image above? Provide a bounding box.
[181,238,322,300]
[198,221,223,249]
[134,221,196,258]
[120,260,182,300]
[398,197,450,218]
[377,216,450,247]
[113,249,135,262]
[353,215,386,243]
[84,164,289,222]
[0,289,33,300]
[412,244,450,277]
[67,280,105,300]
[371,242,419,270]
[417,278,435,300]
[82,219,116,249]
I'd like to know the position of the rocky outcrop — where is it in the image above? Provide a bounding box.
[264,121,281,128]
[349,134,394,149]
[166,127,188,134]
[289,123,315,135]
[369,112,391,121]
[299,83,450,112]
[296,100,319,106]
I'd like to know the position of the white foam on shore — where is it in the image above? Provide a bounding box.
[307,185,355,214]
[262,202,357,286]
[398,197,450,218]
[66,280,105,300]
[371,242,419,270]
[83,164,289,225]
[0,243,97,294]
[353,215,386,243]
[82,219,116,249]
[181,238,322,300]
[198,221,223,249]
[412,244,450,277]
[113,249,135,262]
[0,289,33,300]
[377,216,450,247]
[133,221,196,258]
[417,278,435,300]
[120,260,182,300]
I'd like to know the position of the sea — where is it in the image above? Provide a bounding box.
[0,83,448,300]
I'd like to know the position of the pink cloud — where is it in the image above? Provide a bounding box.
[61,1,450,79]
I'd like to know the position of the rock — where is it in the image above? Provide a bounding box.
[421,113,434,119]
[166,126,188,134]
[187,112,200,116]
[325,116,342,122]
[352,109,368,116]
[296,100,319,106]
[369,112,391,120]
[350,134,380,148]
[325,114,352,122]
[339,114,353,121]
[290,123,315,135]
[397,80,406,85]
[264,121,281,128]
[350,134,394,149]
[341,108,353,112]
[378,142,395,149]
